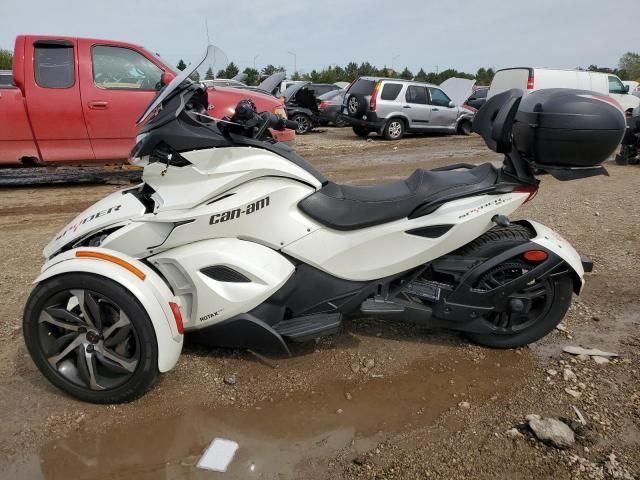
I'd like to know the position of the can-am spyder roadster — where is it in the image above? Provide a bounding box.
[23,47,625,403]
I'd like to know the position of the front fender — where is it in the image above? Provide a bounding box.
[36,248,183,373]
[521,220,586,294]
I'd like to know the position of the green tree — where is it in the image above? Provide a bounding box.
[242,67,260,86]
[291,71,303,81]
[344,62,359,81]
[0,48,13,69]
[414,68,428,82]
[176,59,187,71]
[400,67,413,80]
[261,64,285,76]
[475,67,494,86]
[618,52,640,80]
[223,61,239,79]
[205,67,215,80]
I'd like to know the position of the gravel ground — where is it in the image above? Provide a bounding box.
[0,128,638,479]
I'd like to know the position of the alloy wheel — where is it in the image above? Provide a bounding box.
[388,121,403,139]
[37,289,140,391]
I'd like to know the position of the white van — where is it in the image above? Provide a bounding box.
[488,67,640,114]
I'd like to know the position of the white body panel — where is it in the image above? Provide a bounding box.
[285,193,529,281]
[148,177,320,253]
[148,239,295,329]
[44,190,145,258]
[528,220,584,291]
[35,248,183,372]
[143,147,322,211]
[488,68,640,113]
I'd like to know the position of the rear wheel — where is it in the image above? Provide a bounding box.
[23,273,159,403]
[291,114,312,134]
[333,115,347,127]
[383,118,405,140]
[352,126,370,138]
[456,225,573,348]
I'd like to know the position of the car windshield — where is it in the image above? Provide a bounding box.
[137,45,225,124]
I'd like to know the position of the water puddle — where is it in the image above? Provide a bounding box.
[6,350,529,479]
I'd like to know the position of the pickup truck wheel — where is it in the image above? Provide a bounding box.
[23,273,159,403]
[291,114,312,135]
[352,126,370,138]
[383,118,405,140]
[458,119,472,136]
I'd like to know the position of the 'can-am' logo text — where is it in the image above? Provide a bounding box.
[210,197,270,225]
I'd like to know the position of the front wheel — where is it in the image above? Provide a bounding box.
[352,126,370,137]
[383,118,405,140]
[458,119,472,136]
[23,273,159,403]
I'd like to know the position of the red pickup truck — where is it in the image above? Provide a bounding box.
[0,35,294,166]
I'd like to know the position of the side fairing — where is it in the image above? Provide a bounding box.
[143,147,322,211]
[148,238,295,329]
[43,189,146,258]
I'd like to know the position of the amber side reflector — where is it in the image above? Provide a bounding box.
[169,302,184,335]
[75,251,146,280]
[523,250,548,262]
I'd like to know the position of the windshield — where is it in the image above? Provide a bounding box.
[136,45,226,124]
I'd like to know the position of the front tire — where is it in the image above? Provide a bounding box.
[458,119,472,136]
[23,273,159,403]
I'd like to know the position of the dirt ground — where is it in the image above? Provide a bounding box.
[0,127,638,480]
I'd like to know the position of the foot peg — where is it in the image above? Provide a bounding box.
[361,297,405,314]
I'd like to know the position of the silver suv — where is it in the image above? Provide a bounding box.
[340,77,475,140]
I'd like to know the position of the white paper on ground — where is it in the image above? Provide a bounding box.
[196,438,239,472]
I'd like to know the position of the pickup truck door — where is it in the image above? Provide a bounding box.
[23,38,95,162]
[78,40,166,160]
[427,87,459,130]
[403,85,431,130]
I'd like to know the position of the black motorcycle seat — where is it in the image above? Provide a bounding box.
[298,163,498,230]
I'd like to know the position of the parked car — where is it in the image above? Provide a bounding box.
[282,81,322,134]
[488,67,640,115]
[307,83,341,97]
[318,89,347,126]
[0,70,14,87]
[0,35,294,166]
[339,77,476,140]
[465,86,489,110]
[623,81,640,99]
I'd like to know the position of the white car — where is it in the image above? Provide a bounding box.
[623,81,640,99]
[488,67,640,115]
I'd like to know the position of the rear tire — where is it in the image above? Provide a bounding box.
[383,118,405,140]
[455,225,574,348]
[333,115,347,127]
[352,126,370,138]
[291,114,312,135]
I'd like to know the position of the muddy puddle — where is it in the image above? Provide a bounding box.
[4,349,529,480]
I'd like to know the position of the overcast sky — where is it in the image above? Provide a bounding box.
[2,0,638,75]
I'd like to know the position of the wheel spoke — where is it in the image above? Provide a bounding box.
[102,310,131,340]
[46,331,78,357]
[83,349,104,390]
[71,290,96,329]
[98,346,137,372]
[40,310,83,331]
[48,335,84,367]
[84,292,103,331]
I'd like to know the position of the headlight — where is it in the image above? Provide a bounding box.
[273,106,287,119]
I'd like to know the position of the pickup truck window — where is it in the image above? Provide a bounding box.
[34,45,74,89]
[92,45,162,91]
[608,76,626,94]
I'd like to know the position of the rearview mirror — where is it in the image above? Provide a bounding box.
[448,100,456,108]
[624,85,630,94]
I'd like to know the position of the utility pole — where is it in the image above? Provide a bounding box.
[253,55,259,69]
[205,19,210,44]
[287,50,297,75]
[392,54,400,72]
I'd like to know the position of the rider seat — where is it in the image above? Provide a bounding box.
[298,163,498,230]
